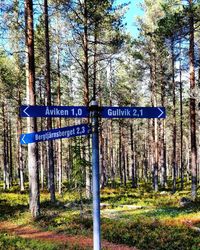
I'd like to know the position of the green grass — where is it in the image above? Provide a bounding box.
[0,183,200,250]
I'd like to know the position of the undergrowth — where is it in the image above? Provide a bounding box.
[0,182,200,250]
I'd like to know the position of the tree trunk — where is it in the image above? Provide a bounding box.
[119,124,123,185]
[160,63,167,188]
[122,144,126,186]
[44,0,56,202]
[130,124,137,188]
[17,88,25,191]
[9,120,13,186]
[107,61,115,186]
[171,39,177,193]
[100,129,106,188]
[151,56,158,192]
[179,40,184,190]
[25,0,40,217]
[56,48,62,194]
[38,80,45,190]
[83,0,91,199]
[143,132,148,182]
[2,100,10,190]
[189,0,197,200]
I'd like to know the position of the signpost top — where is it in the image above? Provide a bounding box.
[20,105,166,119]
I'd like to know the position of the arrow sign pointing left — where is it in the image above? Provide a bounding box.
[20,105,89,118]
[20,124,91,144]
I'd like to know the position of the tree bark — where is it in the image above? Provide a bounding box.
[25,0,40,217]
[119,124,123,185]
[179,40,184,190]
[44,0,56,202]
[171,39,177,193]
[130,124,137,188]
[189,0,197,200]
[17,83,25,191]
[83,0,91,198]
[160,63,167,188]
[2,100,10,190]
[150,55,158,192]
[56,47,62,195]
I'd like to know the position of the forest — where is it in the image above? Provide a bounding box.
[0,0,200,249]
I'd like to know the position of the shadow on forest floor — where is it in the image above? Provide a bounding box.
[0,201,28,220]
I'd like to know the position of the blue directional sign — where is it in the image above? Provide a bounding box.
[20,105,89,118]
[101,107,166,119]
[20,124,91,144]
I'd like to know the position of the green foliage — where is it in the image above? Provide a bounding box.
[0,192,28,221]
[0,49,17,98]
[71,142,89,188]
[101,218,200,250]
[0,233,61,250]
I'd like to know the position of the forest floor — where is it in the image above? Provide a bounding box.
[0,221,137,249]
[0,183,200,249]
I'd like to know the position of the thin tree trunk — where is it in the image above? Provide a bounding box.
[189,0,197,200]
[17,88,25,191]
[44,0,55,202]
[179,41,184,190]
[151,56,158,192]
[107,61,115,186]
[143,131,148,182]
[130,124,137,188]
[2,100,10,190]
[154,119,159,192]
[57,49,62,194]
[171,39,177,193]
[122,144,126,186]
[83,0,91,199]
[119,124,123,185]
[39,80,45,190]
[160,63,167,188]
[9,119,13,186]
[100,129,106,188]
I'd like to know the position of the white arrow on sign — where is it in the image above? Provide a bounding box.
[158,108,164,118]
[21,134,26,144]
[23,106,30,117]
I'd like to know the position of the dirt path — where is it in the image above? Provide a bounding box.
[0,221,138,250]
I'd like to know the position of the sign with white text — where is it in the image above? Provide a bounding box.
[20,124,90,144]
[20,105,89,118]
[101,107,166,119]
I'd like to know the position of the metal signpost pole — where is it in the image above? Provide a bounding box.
[90,100,101,250]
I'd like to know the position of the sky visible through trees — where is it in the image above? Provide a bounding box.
[116,0,144,36]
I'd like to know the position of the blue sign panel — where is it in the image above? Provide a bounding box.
[20,124,90,144]
[101,107,166,119]
[20,105,89,118]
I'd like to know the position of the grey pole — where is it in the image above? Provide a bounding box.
[90,100,101,250]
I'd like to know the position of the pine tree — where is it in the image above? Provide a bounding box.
[25,0,40,218]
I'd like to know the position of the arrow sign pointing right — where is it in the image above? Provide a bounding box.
[101,107,166,119]
[157,107,164,118]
